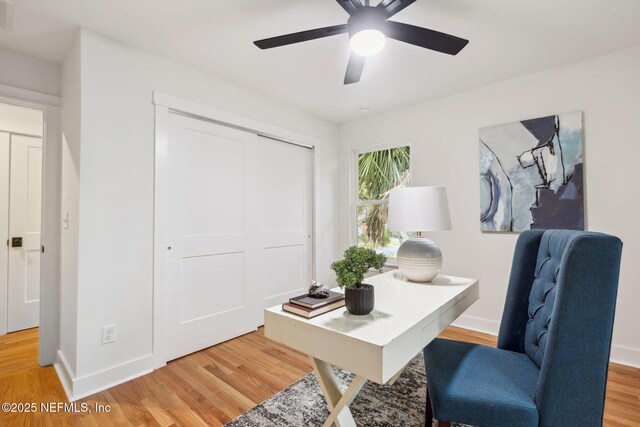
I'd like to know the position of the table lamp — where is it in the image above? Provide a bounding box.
[387,186,452,282]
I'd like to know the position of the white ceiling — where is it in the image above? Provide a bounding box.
[2,0,640,123]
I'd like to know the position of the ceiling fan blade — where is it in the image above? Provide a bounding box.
[336,0,363,15]
[385,21,469,55]
[344,54,366,85]
[254,24,348,49]
[377,0,417,17]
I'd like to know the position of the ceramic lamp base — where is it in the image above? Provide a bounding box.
[396,237,442,282]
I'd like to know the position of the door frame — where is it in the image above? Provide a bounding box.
[152,92,318,368]
[0,84,62,366]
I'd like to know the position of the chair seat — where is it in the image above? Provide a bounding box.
[424,338,540,427]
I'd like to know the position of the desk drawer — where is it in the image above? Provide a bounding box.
[421,296,467,347]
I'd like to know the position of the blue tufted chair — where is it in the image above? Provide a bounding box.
[423,230,623,427]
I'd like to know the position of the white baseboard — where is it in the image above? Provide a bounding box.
[610,344,640,368]
[54,350,74,400]
[53,351,153,401]
[452,315,640,368]
[452,314,500,336]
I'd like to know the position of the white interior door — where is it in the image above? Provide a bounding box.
[165,114,262,360]
[0,132,9,335]
[162,114,313,361]
[258,136,313,309]
[7,134,42,332]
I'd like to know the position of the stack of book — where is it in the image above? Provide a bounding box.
[282,291,345,319]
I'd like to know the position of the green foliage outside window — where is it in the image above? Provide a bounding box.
[359,146,411,201]
[357,146,410,248]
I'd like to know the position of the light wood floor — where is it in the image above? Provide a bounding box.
[0,327,638,426]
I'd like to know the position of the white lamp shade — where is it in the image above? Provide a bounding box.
[387,186,452,232]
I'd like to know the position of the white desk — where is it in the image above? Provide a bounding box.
[264,270,479,427]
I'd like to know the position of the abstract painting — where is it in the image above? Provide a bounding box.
[479,111,584,232]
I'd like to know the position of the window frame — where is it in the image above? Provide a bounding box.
[350,140,412,266]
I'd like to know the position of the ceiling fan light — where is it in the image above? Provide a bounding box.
[350,29,386,57]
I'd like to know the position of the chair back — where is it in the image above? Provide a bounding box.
[498,229,623,427]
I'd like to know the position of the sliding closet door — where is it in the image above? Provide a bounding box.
[258,137,313,310]
[162,114,314,361]
[165,114,261,360]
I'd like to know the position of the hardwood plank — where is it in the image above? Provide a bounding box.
[0,326,638,426]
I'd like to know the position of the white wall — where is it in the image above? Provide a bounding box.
[58,35,81,380]
[339,45,640,368]
[59,28,341,399]
[0,48,61,96]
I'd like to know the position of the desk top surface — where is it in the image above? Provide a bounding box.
[265,271,478,347]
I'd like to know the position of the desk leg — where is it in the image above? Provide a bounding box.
[310,357,366,427]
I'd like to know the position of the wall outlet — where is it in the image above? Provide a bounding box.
[102,324,116,344]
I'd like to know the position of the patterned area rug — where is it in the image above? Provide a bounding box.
[225,353,469,427]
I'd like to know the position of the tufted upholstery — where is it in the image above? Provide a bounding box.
[525,230,576,367]
[424,229,623,427]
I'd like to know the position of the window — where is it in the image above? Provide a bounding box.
[353,145,411,262]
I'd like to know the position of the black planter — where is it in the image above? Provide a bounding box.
[345,284,375,315]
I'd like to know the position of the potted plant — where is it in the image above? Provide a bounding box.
[331,246,387,315]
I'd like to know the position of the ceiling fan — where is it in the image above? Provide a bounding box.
[253,0,469,85]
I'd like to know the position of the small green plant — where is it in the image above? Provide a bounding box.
[331,246,387,289]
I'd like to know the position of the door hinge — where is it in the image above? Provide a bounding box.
[41,245,45,253]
